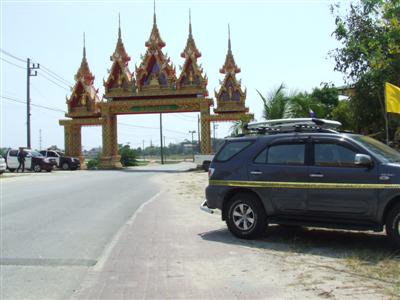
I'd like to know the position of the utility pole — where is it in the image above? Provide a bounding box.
[159,113,164,164]
[189,130,196,162]
[142,140,145,161]
[163,135,166,163]
[26,58,40,149]
[39,129,42,150]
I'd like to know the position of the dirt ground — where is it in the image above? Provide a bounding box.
[170,170,400,299]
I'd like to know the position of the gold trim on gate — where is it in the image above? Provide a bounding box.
[209,180,400,189]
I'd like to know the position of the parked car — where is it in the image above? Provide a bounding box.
[39,150,80,170]
[0,156,6,174]
[6,149,54,172]
[202,118,400,248]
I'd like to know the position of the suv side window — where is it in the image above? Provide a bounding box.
[257,143,305,165]
[9,150,18,156]
[48,151,57,157]
[216,141,253,162]
[40,151,46,156]
[314,143,356,167]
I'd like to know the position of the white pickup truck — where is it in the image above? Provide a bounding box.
[194,154,214,171]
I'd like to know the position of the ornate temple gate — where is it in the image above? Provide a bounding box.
[59,12,252,169]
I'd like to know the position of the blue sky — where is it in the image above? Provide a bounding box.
[1,0,349,150]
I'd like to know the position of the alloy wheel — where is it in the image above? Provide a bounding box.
[232,203,255,231]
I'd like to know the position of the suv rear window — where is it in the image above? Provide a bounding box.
[216,141,253,162]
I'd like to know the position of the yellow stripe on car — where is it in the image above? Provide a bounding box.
[209,180,400,189]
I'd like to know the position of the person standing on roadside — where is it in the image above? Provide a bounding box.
[16,147,25,173]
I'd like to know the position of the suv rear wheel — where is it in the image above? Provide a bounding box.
[226,193,267,239]
[33,164,41,172]
[386,204,400,248]
[62,162,70,170]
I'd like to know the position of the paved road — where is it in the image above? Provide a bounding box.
[1,163,195,300]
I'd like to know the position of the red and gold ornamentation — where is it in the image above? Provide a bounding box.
[104,15,135,97]
[176,11,208,96]
[66,34,101,118]
[135,10,177,94]
[214,25,248,114]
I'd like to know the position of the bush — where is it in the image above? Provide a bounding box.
[87,154,100,170]
[119,144,138,167]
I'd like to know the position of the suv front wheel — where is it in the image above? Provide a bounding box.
[226,193,267,239]
[386,204,400,248]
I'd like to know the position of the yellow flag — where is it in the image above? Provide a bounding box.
[385,82,400,114]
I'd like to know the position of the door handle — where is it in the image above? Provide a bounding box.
[309,173,324,178]
[250,171,263,175]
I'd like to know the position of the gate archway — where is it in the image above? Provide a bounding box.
[60,12,253,168]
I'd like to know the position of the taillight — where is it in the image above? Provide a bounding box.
[208,167,215,179]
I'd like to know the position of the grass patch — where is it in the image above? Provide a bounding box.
[346,250,400,297]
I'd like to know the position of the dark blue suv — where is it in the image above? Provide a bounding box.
[203,119,400,248]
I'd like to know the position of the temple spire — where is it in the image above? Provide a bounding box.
[219,24,240,74]
[118,13,121,39]
[153,0,156,24]
[145,0,165,49]
[228,24,231,52]
[189,9,192,37]
[83,32,86,59]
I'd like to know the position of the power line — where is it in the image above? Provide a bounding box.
[0,48,26,63]
[0,57,25,70]
[37,63,73,87]
[0,95,66,113]
[38,72,71,91]
[2,95,191,136]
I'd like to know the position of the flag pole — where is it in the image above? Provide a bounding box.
[384,83,390,145]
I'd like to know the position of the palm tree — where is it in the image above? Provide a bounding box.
[288,93,325,118]
[256,83,289,120]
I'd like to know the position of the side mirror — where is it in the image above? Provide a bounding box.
[355,154,372,167]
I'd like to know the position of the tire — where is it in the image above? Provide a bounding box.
[33,164,41,172]
[225,193,268,239]
[202,161,211,172]
[8,168,15,172]
[386,204,400,248]
[46,169,52,172]
[62,162,70,170]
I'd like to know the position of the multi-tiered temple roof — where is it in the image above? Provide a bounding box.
[135,8,177,94]
[214,25,248,114]
[104,15,134,96]
[67,34,100,118]
[176,10,208,95]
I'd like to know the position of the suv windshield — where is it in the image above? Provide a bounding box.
[351,135,400,163]
[26,150,43,158]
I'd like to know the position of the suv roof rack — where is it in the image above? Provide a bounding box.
[245,118,342,135]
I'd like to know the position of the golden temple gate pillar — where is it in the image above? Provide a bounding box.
[99,112,122,169]
[200,104,212,154]
[64,123,84,165]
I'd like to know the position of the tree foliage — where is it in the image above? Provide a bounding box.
[331,0,400,137]
[257,83,339,121]
[119,144,138,167]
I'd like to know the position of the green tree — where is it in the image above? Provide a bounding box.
[257,83,289,120]
[331,0,400,138]
[119,144,138,167]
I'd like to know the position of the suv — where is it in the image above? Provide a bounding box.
[6,149,54,172]
[202,118,400,248]
[40,150,80,170]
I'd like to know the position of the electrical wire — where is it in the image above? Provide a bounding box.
[37,63,74,87]
[0,48,26,63]
[0,95,66,113]
[2,95,190,136]
[38,72,71,91]
[0,57,25,70]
